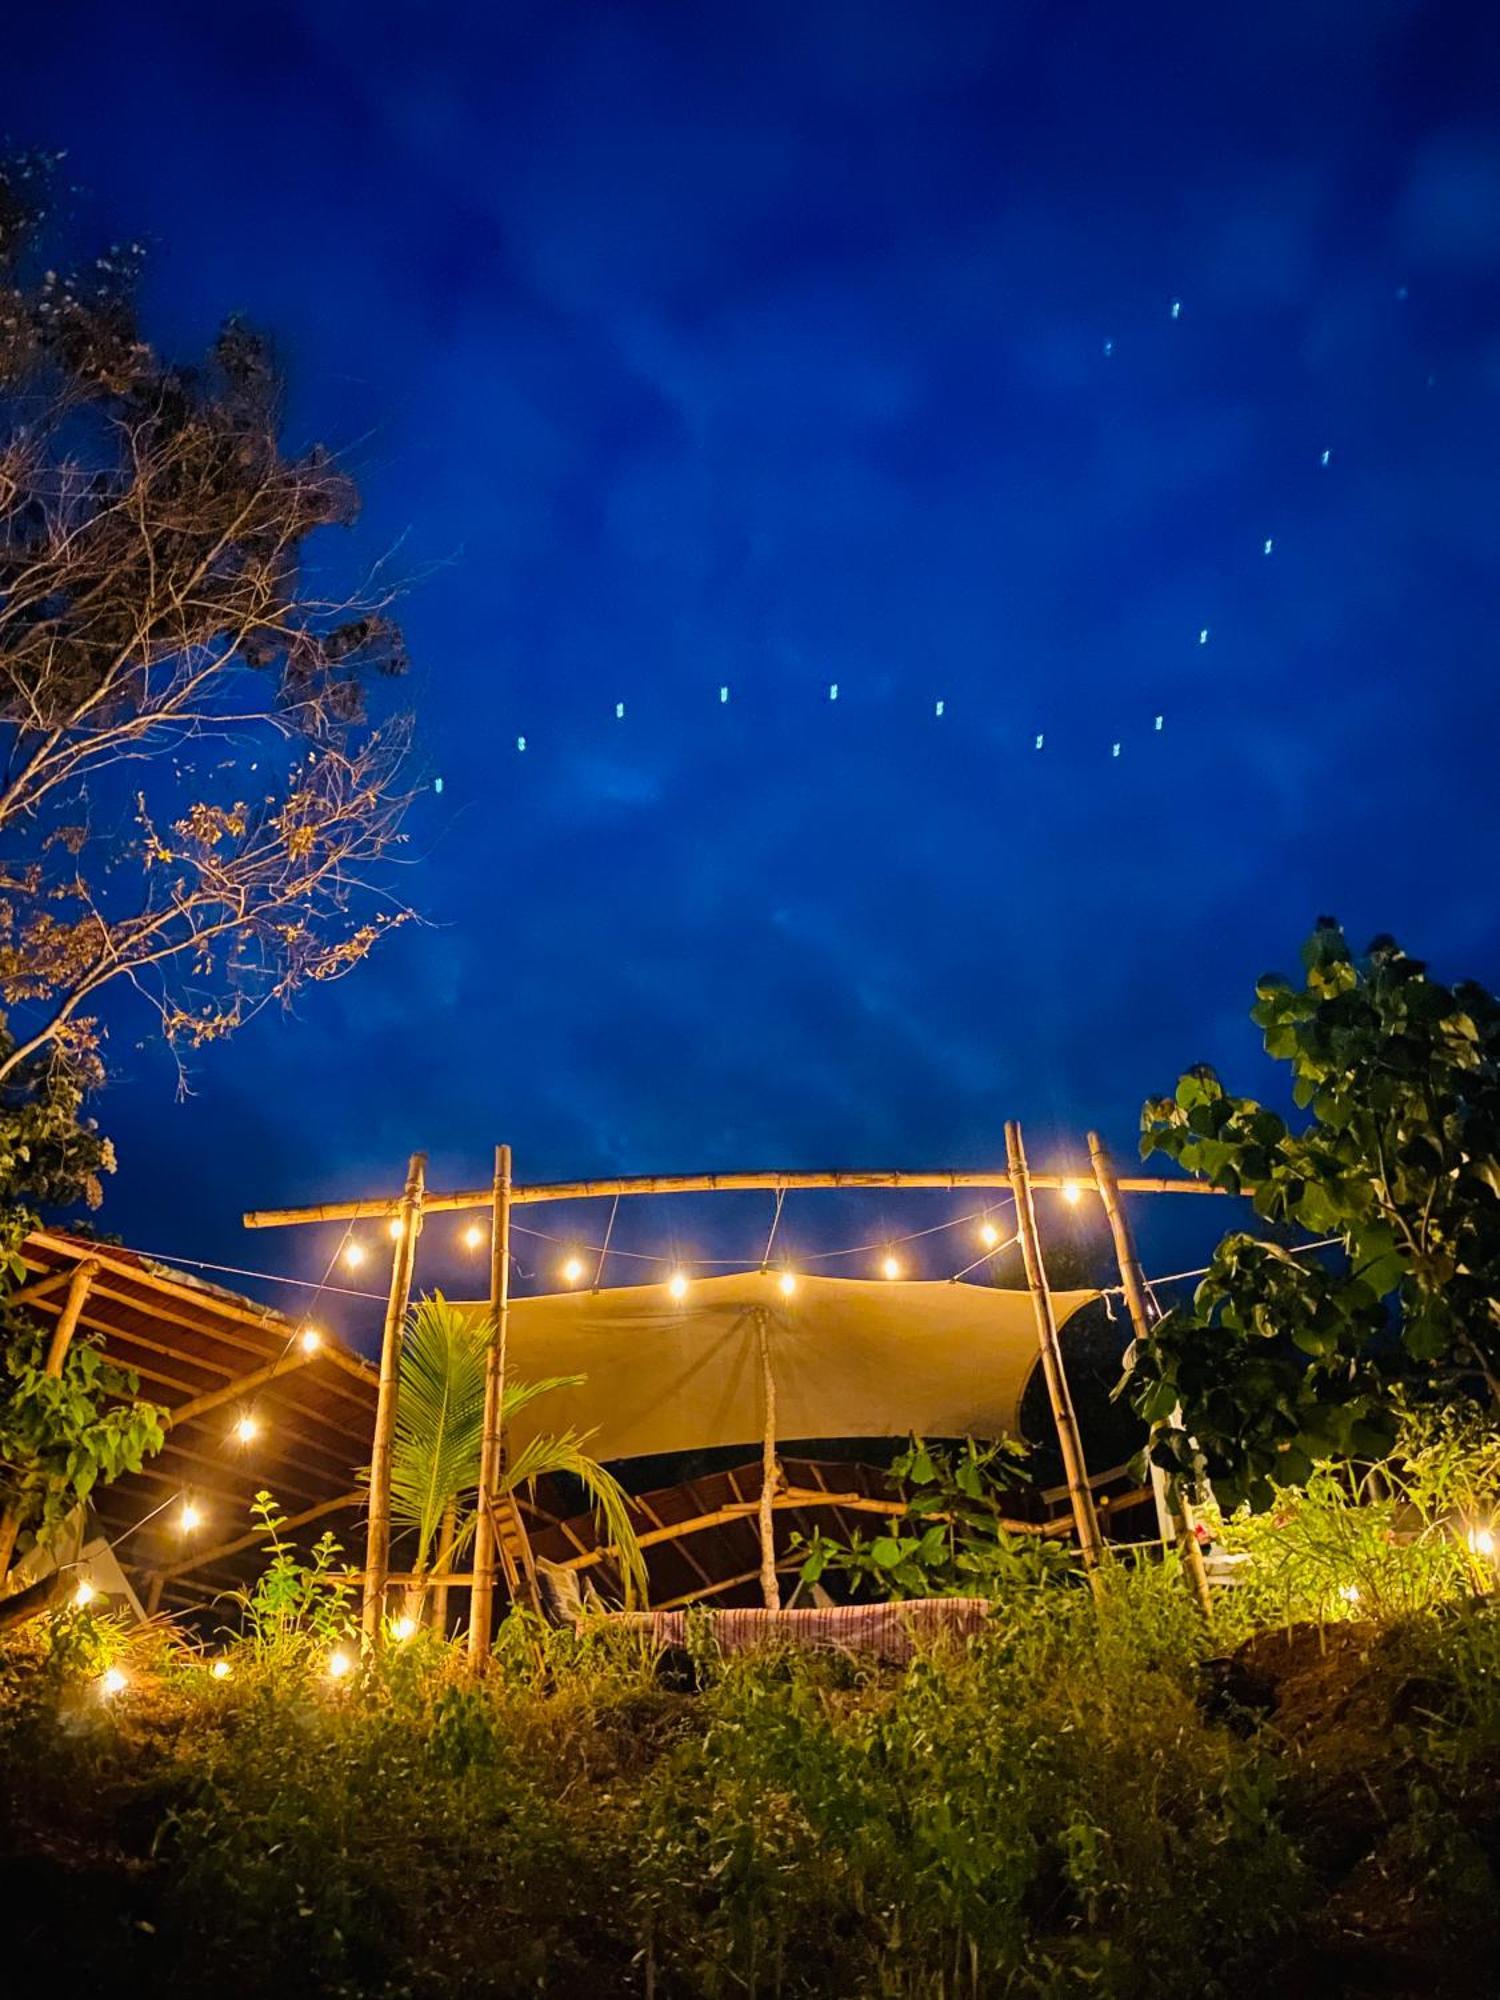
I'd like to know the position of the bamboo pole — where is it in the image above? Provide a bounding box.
[0,1257,100,1582]
[430,1500,457,1635]
[244,1168,1228,1230]
[1004,1122,1103,1584]
[469,1145,513,1664]
[755,1310,781,1610]
[361,1152,425,1649]
[1087,1132,1215,1623]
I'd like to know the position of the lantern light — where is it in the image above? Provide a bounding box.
[667,1270,690,1302]
[881,1254,902,1281]
[561,1256,585,1286]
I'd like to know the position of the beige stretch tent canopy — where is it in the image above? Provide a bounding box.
[485,1269,1098,1465]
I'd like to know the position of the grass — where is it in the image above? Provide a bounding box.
[5,1432,1500,1998]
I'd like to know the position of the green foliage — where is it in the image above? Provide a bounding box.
[388,1291,647,1603]
[0,1324,164,1558]
[795,1436,1080,1601]
[230,1491,356,1666]
[1130,921,1500,1506]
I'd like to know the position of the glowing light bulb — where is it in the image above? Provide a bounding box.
[210,1658,232,1681]
[1466,1525,1496,1558]
[980,1222,1000,1249]
[462,1222,485,1252]
[342,1241,366,1270]
[561,1256,584,1286]
[390,1615,417,1643]
[1337,1584,1361,1605]
[1060,1179,1083,1206]
[180,1501,202,1534]
[73,1579,97,1608]
[100,1666,127,1696]
[299,1325,322,1355]
[387,1215,403,1241]
[667,1271,689,1302]
[326,1649,353,1680]
[777,1271,797,1298]
[881,1254,902,1281]
[234,1413,259,1445]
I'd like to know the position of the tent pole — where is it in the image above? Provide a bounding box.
[362,1152,425,1650]
[1004,1122,1104,1589]
[1087,1133,1214,1623]
[469,1144,513,1664]
[0,1256,100,1584]
[755,1310,781,1609]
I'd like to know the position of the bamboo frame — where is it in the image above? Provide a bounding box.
[755,1310,780,1610]
[1088,1132,1215,1622]
[362,1152,425,1647]
[163,1346,319,1431]
[244,1166,1228,1230]
[1006,1122,1104,1583]
[470,1145,512,1663]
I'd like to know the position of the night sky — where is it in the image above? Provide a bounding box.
[7,3,1500,1336]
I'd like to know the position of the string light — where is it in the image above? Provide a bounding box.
[777,1271,797,1298]
[99,1666,127,1696]
[1466,1525,1496,1558]
[180,1500,203,1534]
[74,1578,97,1608]
[390,1616,417,1643]
[561,1256,585,1286]
[233,1413,259,1446]
[387,1216,403,1241]
[1060,1179,1083,1206]
[462,1222,485,1252]
[210,1658,232,1681]
[326,1649,353,1680]
[667,1270,690,1302]
[342,1241,367,1270]
[979,1222,1000,1249]
[299,1325,322,1355]
[881,1254,902,1281]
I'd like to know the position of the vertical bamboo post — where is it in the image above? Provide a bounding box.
[469,1144,513,1664]
[1005,1121,1104,1585]
[1088,1132,1215,1623]
[755,1309,781,1610]
[430,1500,457,1635]
[361,1152,425,1649]
[0,1257,100,1583]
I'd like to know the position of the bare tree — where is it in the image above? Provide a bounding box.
[0,154,413,1089]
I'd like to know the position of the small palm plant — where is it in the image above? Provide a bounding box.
[389,1292,647,1608]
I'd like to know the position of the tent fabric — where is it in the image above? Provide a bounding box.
[481,1270,1097,1465]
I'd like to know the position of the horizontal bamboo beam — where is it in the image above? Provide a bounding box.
[244,1167,1229,1230]
[165,1348,319,1431]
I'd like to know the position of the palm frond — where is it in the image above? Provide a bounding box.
[390,1293,489,1567]
[504,1429,649,1607]
[502,1373,584,1421]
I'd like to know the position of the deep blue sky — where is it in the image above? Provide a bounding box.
[8,2,1500,1325]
